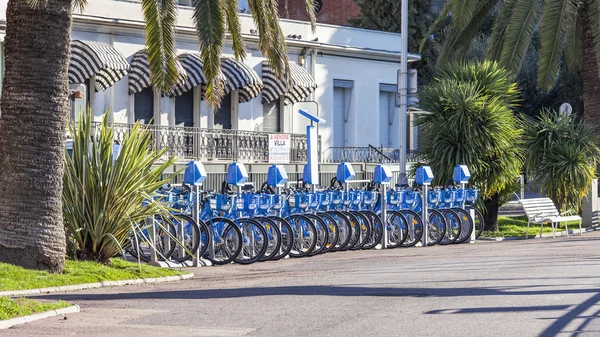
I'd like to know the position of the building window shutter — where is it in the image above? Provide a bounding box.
[262,99,280,132]
[214,92,232,129]
[175,90,194,127]
[134,87,154,124]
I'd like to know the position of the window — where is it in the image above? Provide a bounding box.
[213,92,232,129]
[333,80,353,148]
[379,84,397,148]
[0,41,4,97]
[134,87,154,124]
[175,90,194,127]
[262,99,280,132]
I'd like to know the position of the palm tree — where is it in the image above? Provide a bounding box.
[417,61,524,231]
[423,0,600,125]
[0,0,314,271]
[524,109,600,212]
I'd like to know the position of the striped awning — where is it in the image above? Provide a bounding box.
[68,40,129,92]
[262,62,317,106]
[221,58,263,103]
[128,49,187,95]
[168,53,207,97]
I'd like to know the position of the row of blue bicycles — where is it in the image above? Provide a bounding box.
[126,171,485,266]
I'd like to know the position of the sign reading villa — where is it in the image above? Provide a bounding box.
[269,134,291,163]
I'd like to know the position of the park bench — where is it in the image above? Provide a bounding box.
[520,198,582,239]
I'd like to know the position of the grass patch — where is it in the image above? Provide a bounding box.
[0,258,188,292]
[482,216,580,238]
[0,297,70,320]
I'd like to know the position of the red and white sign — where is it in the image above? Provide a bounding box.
[269,134,290,164]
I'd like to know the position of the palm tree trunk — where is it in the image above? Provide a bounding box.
[582,0,600,125]
[0,0,72,272]
[483,193,499,232]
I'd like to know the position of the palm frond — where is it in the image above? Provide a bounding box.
[420,2,451,53]
[587,0,600,79]
[564,4,583,71]
[141,0,180,93]
[193,0,226,106]
[223,0,246,61]
[452,0,478,30]
[304,0,317,32]
[248,0,289,80]
[486,0,517,62]
[72,0,88,12]
[438,0,500,66]
[537,0,578,90]
[498,0,542,75]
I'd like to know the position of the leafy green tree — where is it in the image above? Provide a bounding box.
[524,110,600,212]
[427,0,600,125]
[417,61,524,231]
[0,0,315,271]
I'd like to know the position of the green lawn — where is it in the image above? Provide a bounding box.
[482,216,580,238]
[0,297,71,320]
[0,258,188,292]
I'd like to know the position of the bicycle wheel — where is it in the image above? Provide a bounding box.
[257,217,282,261]
[168,213,207,263]
[235,218,269,264]
[317,212,340,254]
[341,211,362,251]
[327,211,352,252]
[267,216,294,260]
[470,207,485,239]
[452,208,474,244]
[386,210,409,248]
[288,214,317,258]
[305,214,329,256]
[361,211,384,250]
[399,209,424,248]
[426,209,447,246]
[439,209,461,245]
[204,217,242,265]
[350,211,371,250]
[128,216,177,262]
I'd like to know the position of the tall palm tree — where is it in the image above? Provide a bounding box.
[423,0,600,125]
[0,0,314,271]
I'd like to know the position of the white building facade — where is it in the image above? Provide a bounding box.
[0,0,420,163]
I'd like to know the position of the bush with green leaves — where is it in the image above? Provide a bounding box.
[63,113,177,263]
[417,61,524,230]
[525,110,600,212]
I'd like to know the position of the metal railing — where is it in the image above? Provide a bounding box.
[94,122,318,163]
[322,146,423,164]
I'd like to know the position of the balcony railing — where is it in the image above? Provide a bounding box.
[322,146,423,164]
[94,122,317,163]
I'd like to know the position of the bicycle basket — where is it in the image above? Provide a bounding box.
[215,194,231,211]
[242,193,259,211]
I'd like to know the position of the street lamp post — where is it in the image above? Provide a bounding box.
[398,0,409,183]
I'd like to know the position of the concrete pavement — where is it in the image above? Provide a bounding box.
[4,232,600,336]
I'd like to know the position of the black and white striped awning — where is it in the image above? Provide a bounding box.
[128,49,187,95]
[168,53,207,97]
[221,58,263,103]
[68,40,129,92]
[262,61,317,106]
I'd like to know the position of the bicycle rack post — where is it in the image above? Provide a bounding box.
[268,164,288,256]
[184,161,210,267]
[416,166,434,247]
[374,164,393,249]
[453,165,473,243]
[227,162,249,260]
[149,216,158,264]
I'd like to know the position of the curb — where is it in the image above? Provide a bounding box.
[479,226,598,242]
[0,305,80,330]
[0,273,194,298]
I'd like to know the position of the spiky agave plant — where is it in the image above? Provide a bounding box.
[417,61,524,231]
[63,112,178,263]
[524,109,600,212]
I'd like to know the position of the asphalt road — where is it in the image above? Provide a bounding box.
[5,232,600,337]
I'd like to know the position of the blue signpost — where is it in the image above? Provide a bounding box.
[452,164,474,243]
[298,109,325,189]
[184,161,209,266]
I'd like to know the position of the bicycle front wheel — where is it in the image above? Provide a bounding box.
[288,214,317,258]
[204,217,242,265]
[235,218,269,264]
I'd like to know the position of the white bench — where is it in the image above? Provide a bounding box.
[520,198,582,239]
